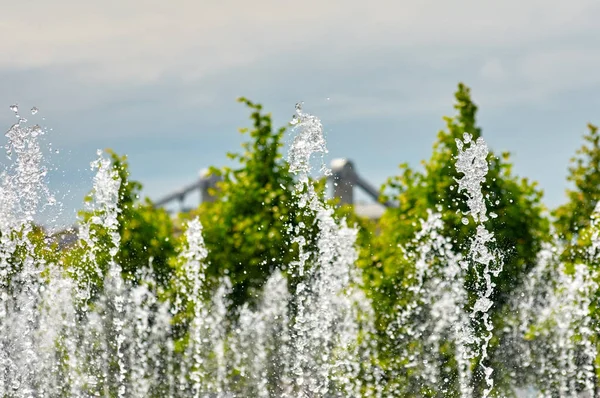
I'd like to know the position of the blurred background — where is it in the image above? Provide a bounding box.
[1,0,599,226]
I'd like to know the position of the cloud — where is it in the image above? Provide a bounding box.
[1,0,598,126]
[518,48,600,89]
[2,0,599,84]
[480,59,505,81]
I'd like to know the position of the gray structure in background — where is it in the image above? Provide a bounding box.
[155,159,394,219]
[198,168,222,203]
[331,158,395,208]
[330,158,395,220]
[154,168,222,210]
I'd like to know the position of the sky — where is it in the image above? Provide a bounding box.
[0,0,599,226]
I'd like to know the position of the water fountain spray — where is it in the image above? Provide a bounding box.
[455,132,503,397]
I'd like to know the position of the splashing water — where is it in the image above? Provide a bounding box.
[388,209,473,396]
[75,150,121,298]
[1,104,54,229]
[286,102,378,397]
[0,103,377,398]
[455,133,502,397]
[1,104,600,398]
[507,205,600,397]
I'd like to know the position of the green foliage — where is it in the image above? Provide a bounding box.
[107,151,176,286]
[193,97,318,308]
[361,83,549,394]
[366,82,549,310]
[66,150,176,290]
[553,123,600,341]
[0,224,60,289]
[554,123,600,262]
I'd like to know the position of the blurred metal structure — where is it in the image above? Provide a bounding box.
[155,160,394,219]
[330,158,395,208]
[154,168,222,211]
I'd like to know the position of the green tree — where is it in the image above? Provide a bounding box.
[108,151,177,286]
[360,83,549,396]
[193,97,319,309]
[553,123,600,262]
[66,150,176,290]
[0,223,62,291]
[552,123,600,367]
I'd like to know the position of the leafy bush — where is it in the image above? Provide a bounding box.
[64,150,176,293]
[360,83,550,395]
[554,123,600,262]
[190,97,321,309]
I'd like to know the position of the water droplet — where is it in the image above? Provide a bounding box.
[9,104,18,113]
[461,217,469,225]
[490,212,498,219]
[54,149,60,154]
[30,107,39,115]
[30,125,42,137]
[295,102,303,112]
